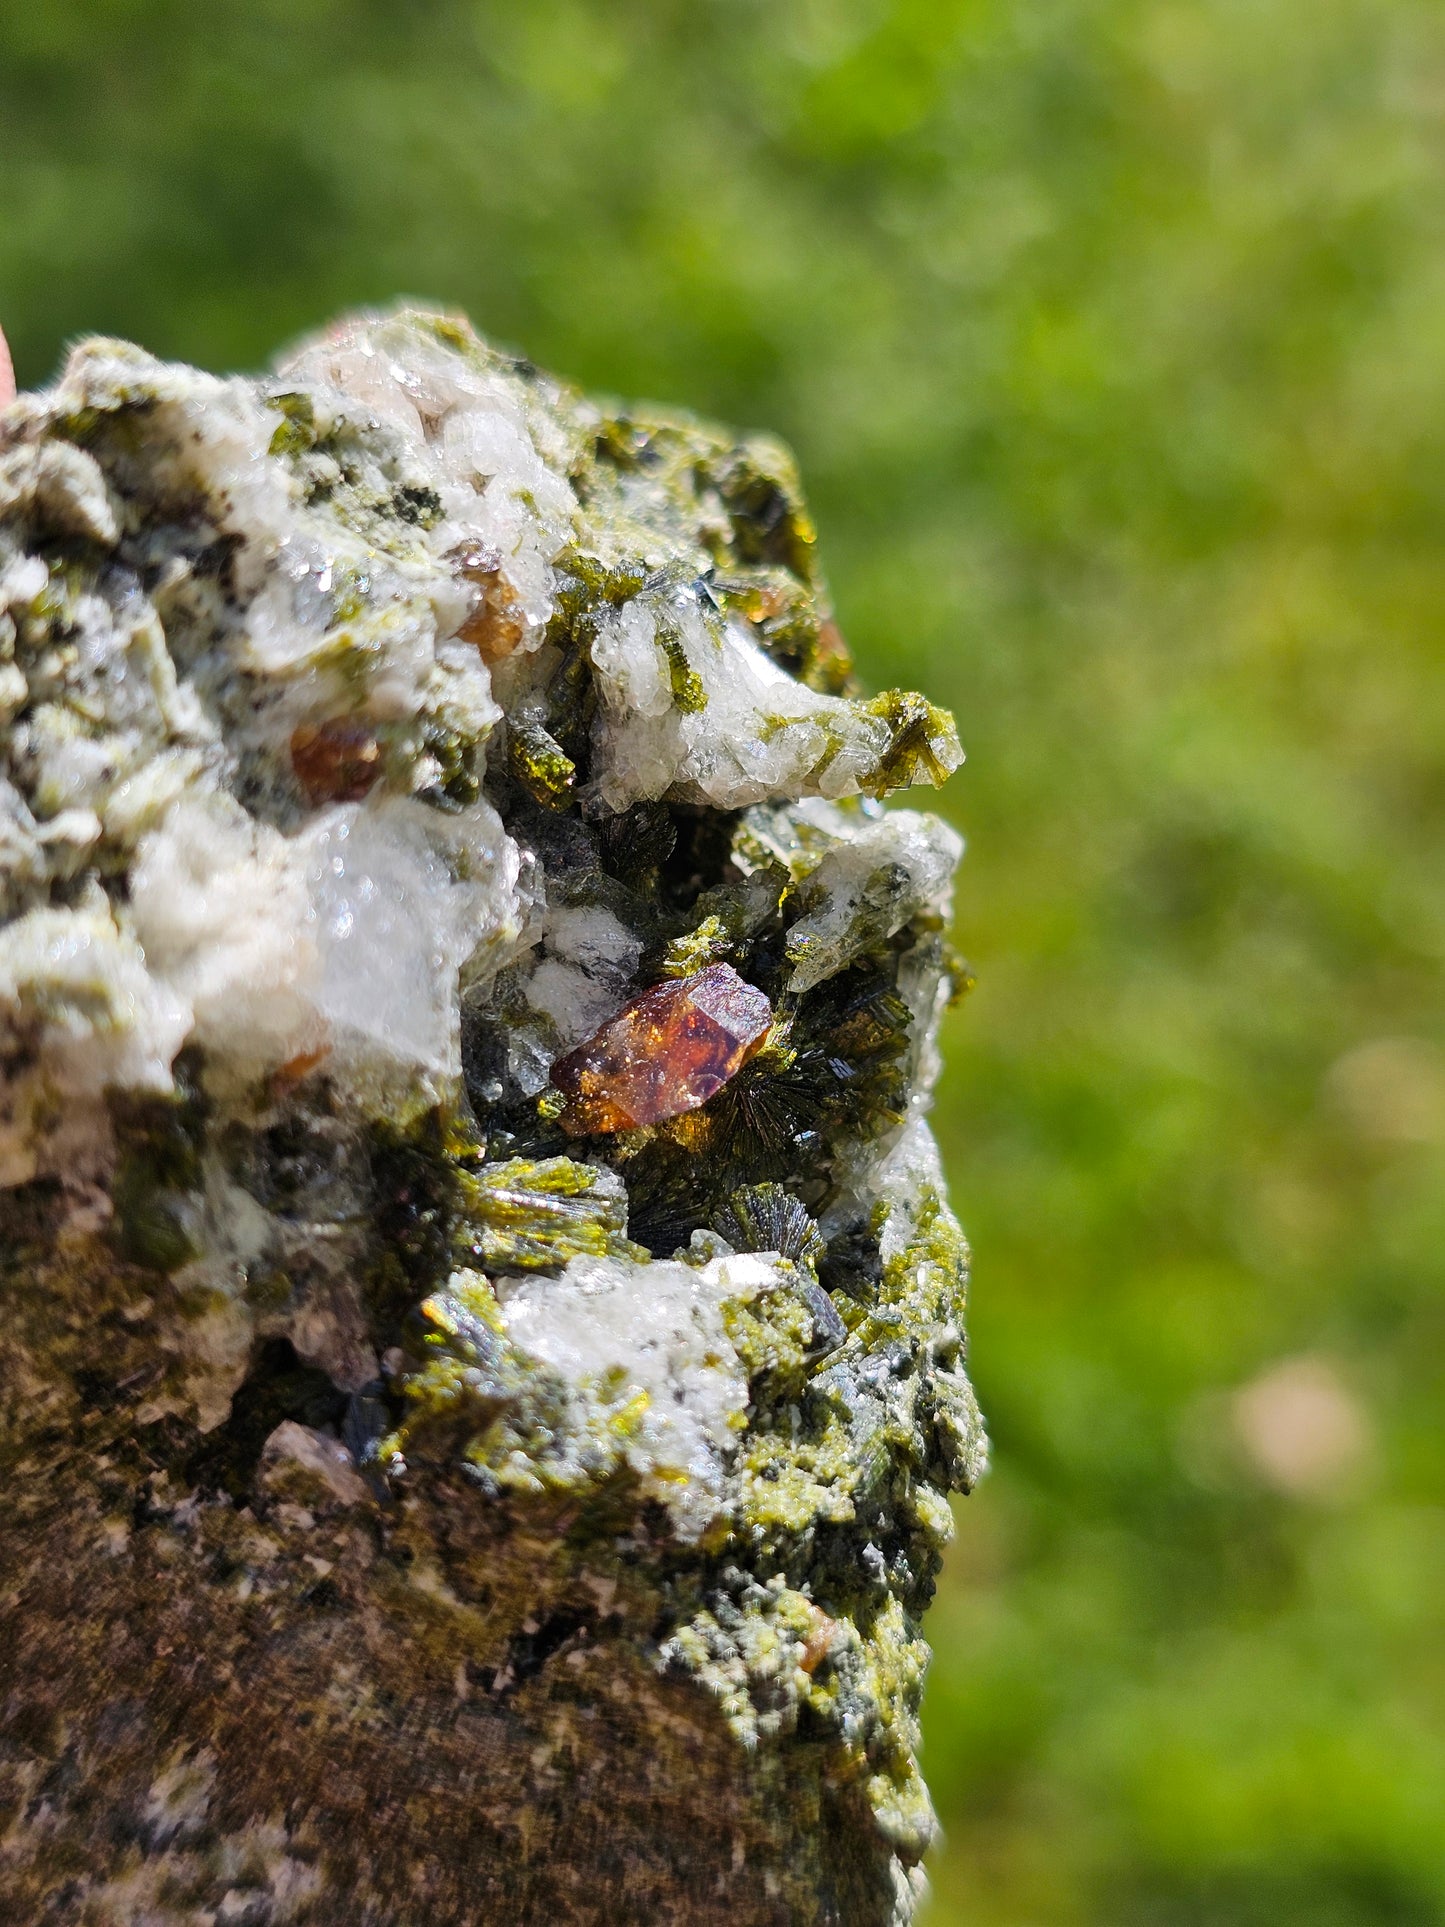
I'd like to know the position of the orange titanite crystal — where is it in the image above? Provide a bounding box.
[450,540,527,663]
[290,720,383,804]
[552,963,772,1136]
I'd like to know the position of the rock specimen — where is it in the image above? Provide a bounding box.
[0,311,985,1925]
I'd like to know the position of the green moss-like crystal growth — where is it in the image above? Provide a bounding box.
[0,310,982,1925]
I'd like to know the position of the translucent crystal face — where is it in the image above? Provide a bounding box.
[551,962,773,1134]
[289,719,383,804]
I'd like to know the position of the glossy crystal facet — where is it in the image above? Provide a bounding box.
[552,962,772,1135]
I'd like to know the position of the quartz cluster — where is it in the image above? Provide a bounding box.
[0,312,984,1925]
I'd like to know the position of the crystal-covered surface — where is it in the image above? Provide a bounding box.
[0,311,983,1926]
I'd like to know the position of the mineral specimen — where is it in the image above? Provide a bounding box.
[0,309,985,1925]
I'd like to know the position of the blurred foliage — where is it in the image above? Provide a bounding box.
[3,1,1443,1920]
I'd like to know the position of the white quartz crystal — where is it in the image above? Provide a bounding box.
[129,795,318,1073]
[521,903,643,1051]
[498,1250,783,1537]
[588,579,925,811]
[303,795,521,1080]
[0,891,190,1184]
[778,805,962,993]
[278,314,582,646]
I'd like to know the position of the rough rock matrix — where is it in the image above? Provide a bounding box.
[0,311,985,1925]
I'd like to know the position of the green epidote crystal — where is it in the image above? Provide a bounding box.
[0,310,983,1925]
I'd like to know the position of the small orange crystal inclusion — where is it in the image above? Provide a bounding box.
[450,541,527,664]
[552,963,772,1136]
[290,720,382,804]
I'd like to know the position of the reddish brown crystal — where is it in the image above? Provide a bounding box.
[268,1043,332,1101]
[291,719,383,804]
[552,962,773,1136]
[450,540,527,663]
[799,1606,840,1676]
[812,616,854,687]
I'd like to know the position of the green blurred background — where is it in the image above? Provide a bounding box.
[4,2,1443,1919]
